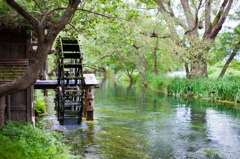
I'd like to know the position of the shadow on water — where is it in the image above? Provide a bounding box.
[37,78,240,159]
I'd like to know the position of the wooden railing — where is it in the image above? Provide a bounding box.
[0,59,29,84]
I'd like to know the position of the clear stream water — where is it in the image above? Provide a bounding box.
[37,78,240,159]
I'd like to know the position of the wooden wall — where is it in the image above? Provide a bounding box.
[0,30,35,124]
[0,31,27,59]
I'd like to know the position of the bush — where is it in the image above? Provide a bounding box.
[34,90,46,115]
[0,121,75,159]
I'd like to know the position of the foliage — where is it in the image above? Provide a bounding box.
[34,90,46,116]
[0,121,75,159]
[153,76,240,103]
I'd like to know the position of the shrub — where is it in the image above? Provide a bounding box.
[34,90,46,116]
[0,121,75,159]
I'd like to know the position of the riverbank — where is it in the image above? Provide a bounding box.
[0,121,76,159]
[115,71,240,104]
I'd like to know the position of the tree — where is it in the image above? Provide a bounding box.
[140,0,234,78]
[0,0,125,97]
[218,11,240,78]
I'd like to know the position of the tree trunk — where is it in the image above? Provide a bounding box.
[185,62,190,78]
[218,42,240,79]
[143,54,148,73]
[154,37,159,75]
[137,61,148,87]
[128,75,134,85]
[190,58,208,78]
[0,97,6,126]
[42,57,48,80]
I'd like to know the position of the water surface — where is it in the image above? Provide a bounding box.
[37,78,240,159]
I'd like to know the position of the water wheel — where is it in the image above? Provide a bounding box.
[55,37,84,124]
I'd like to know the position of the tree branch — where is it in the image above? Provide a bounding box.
[185,0,202,35]
[41,6,127,26]
[4,0,41,31]
[157,1,182,44]
[100,48,120,59]
[211,0,229,27]
[33,0,45,14]
[78,8,127,20]
[205,0,211,33]
[141,32,170,38]
[180,0,199,36]
[158,1,187,30]
[209,0,233,39]
[41,7,65,25]
[69,23,83,33]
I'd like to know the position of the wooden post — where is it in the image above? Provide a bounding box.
[83,74,99,121]
[0,97,6,126]
[85,86,95,120]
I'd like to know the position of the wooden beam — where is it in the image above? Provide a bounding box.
[0,96,5,126]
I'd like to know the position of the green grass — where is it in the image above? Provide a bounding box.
[0,121,76,159]
[166,76,240,102]
[114,69,240,103]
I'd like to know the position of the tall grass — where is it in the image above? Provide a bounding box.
[166,76,240,102]
[115,71,240,103]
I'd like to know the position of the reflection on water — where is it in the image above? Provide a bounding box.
[37,78,240,158]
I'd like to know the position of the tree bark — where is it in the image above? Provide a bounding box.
[42,57,48,80]
[138,60,147,87]
[154,37,159,75]
[133,45,148,86]
[142,54,148,73]
[185,62,189,77]
[0,97,6,126]
[128,75,134,85]
[190,57,208,79]
[218,41,240,79]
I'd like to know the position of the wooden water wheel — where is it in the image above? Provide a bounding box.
[55,37,84,124]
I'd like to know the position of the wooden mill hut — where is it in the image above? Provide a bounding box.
[0,28,35,125]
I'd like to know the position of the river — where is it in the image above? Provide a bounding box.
[37,78,240,159]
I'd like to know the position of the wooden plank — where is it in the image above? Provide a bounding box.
[26,87,30,122]
[83,74,99,85]
[0,73,25,76]
[7,95,11,120]
[18,44,26,58]
[0,59,29,65]
[11,106,26,111]
[11,110,26,122]
[0,68,27,71]
[0,43,2,59]
[0,80,16,82]
[2,43,10,59]
[10,45,18,59]
[11,90,27,112]
[0,97,5,126]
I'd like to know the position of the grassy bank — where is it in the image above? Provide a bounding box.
[115,71,240,103]
[0,121,76,159]
[147,74,240,103]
